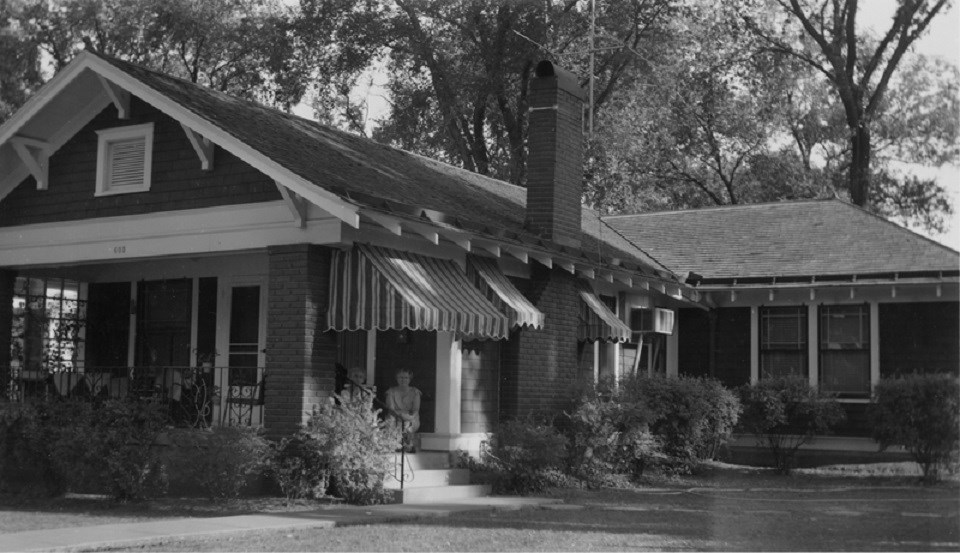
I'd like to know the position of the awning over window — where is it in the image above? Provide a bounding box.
[466,255,544,329]
[577,280,631,343]
[326,244,511,340]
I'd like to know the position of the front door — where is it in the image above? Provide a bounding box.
[218,279,266,425]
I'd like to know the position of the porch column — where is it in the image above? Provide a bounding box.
[420,331,463,452]
[869,301,880,391]
[0,270,15,384]
[749,306,759,384]
[433,331,461,435]
[808,303,819,387]
[666,331,679,378]
[264,244,337,438]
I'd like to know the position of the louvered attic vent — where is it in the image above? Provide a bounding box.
[95,123,154,196]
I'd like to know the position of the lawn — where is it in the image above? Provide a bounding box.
[72,463,960,552]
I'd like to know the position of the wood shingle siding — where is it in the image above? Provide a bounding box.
[0,97,280,227]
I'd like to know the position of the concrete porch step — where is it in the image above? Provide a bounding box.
[390,451,452,470]
[394,484,492,504]
[384,468,470,490]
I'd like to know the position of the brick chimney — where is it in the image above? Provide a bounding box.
[525,60,585,249]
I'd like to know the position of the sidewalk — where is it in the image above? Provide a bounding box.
[0,496,561,553]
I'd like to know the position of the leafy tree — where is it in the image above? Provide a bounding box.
[295,0,674,184]
[0,0,44,122]
[0,0,311,121]
[746,0,951,207]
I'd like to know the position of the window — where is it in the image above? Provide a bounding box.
[95,123,154,196]
[10,277,87,374]
[820,304,870,396]
[760,306,807,380]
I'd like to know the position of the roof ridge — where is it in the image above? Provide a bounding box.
[836,198,960,256]
[603,198,836,219]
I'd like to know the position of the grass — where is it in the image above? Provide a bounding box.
[2,462,957,551]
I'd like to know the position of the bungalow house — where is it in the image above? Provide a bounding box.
[0,52,692,458]
[605,202,960,455]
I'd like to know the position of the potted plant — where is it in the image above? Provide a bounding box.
[193,349,220,369]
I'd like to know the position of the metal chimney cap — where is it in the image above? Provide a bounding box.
[533,60,585,100]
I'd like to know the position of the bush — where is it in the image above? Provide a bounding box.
[297,392,400,505]
[565,392,660,483]
[738,377,845,474]
[83,399,169,501]
[171,426,271,500]
[271,435,330,500]
[869,374,960,484]
[0,399,168,500]
[485,416,569,494]
[620,375,741,472]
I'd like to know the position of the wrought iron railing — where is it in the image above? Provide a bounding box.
[5,365,265,428]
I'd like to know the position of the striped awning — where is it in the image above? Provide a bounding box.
[326,244,511,340]
[465,255,544,329]
[577,280,631,343]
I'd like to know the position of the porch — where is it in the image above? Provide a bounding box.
[8,364,266,428]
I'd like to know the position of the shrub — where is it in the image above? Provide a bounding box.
[485,416,569,494]
[271,435,330,500]
[0,399,168,500]
[172,426,271,500]
[619,375,741,471]
[299,392,401,505]
[84,399,169,501]
[738,377,845,474]
[869,373,960,484]
[565,393,660,483]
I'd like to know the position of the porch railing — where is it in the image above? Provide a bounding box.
[5,365,266,428]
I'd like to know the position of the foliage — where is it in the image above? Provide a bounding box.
[738,377,845,474]
[869,373,960,484]
[0,399,168,500]
[745,0,952,208]
[484,416,569,494]
[298,392,401,505]
[171,427,271,500]
[270,435,330,501]
[565,388,661,483]
[619,375,742,471]
[0,0,311,123]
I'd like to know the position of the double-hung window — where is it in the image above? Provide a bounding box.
[819,304,870,396]
[95,123,154,196]
[760,306,807,380]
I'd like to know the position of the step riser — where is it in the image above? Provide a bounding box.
[384,468,470,490]
[400,484,491,504]
[386,451,452,470]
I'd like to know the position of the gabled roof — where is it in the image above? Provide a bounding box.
[0,50,678,284]
[604,199,960,283]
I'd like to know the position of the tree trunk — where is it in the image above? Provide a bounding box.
[849,124,871,206]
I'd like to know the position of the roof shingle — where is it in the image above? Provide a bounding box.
[603,200,959,280]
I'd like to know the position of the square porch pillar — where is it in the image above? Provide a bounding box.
[420,331,466,452]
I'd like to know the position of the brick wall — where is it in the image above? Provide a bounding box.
[264,244,337,438]
[525,62,584,249]
[0,97,280,227]
[500,264,579,419]
[0,270,15,383]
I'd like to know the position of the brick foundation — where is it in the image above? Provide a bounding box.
[500,264,579,419]
[264,244,337,438]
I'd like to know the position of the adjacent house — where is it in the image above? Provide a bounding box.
[0,52,689,454]
[1,51,956,462]
[606,201,959,452]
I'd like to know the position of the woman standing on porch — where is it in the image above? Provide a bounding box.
[385,368,421,451]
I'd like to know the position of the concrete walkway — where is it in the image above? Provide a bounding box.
[0,496,561,552]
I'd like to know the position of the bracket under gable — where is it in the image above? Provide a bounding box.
[10,136,51,190]
[180,123,215,171]
[276,182,308,227]
[97,75,130,119]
